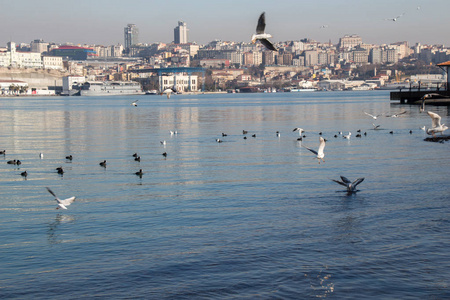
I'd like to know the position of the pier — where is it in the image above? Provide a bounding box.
[390,88,450,105]
[391,60,450,105]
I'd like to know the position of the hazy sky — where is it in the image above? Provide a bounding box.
[1,0,449,47]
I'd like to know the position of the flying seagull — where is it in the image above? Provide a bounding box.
[302,136,326,164]
[251,12,277,51]
[161,87,177,99]
[364,111,382,120]
[131,100,138,106]
[426,111,448,137]
[385,13,405,22]
[372,123,381,130]
[386,111,407,118]
[332,176,365,194]
[46,187,76,210]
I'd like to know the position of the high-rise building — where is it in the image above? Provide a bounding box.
[174,21,189,44]
[124,24,139,53]
[338,35,362,50]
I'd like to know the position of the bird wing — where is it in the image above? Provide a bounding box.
[364,112,375,118]
[332,179,347,187]
[260,38,277,51]
[340,176,352,184]
[302,145,318,155]
[352,178,365,188]
[46,187,59,201]
[317,137,326,155]
[428,111,441,128]
[59,196,76,207]
[256,12,266,34]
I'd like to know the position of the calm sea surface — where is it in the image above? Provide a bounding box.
[0,91,449,299]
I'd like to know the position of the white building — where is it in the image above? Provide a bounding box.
[0,79,28,95]
[42,56,63,70]
[0,42,42,68]
[160,74,198,92]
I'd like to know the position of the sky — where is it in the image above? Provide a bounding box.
[1,0,449,47]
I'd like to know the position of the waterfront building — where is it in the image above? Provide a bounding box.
[160,74,197,92]
[0,42,42,68]
[124,24,139,54]
[174,21,189,44]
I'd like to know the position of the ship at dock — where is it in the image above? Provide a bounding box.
[72,81,143,96]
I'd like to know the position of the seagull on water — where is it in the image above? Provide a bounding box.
[372,123,381,130]
[251,12,277,51]
[426,111,448,137]
[302,136,326,164]
[343,132,351,139]
[332,176,365,194]
[131,100,138,106]
[46,187,76,210]
[364,111,382,120]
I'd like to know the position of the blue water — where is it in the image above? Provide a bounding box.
[0,91,449,299]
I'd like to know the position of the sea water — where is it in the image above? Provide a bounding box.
[0,91,449,299]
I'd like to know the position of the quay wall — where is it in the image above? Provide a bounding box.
[0,67,68,88]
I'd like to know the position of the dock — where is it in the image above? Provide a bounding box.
[390,89,450,105]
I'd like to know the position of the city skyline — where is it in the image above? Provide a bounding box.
[1,0,450,47]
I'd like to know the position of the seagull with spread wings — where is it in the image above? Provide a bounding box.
[332,176,365,194]
[251,12,277,51]
[302,136,326,164]
[364,111,382,120]
[426,111,448,137]
[46,187,76,210]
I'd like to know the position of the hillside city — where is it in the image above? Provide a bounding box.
[0,22,449,95]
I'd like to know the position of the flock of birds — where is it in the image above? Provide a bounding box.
[3,97,447,208]
[4,12,449,208]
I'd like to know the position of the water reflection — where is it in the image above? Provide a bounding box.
[47,214,76,245]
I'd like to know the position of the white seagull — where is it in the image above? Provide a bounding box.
[251,12,277,51]
[343,132,351,139]
[302,136,326,164]
[372,123,381,130]
[426,111,448,137]
[46,187,76,210]
[162,87,177,99]
[332,176,365,194]
[364,111,382,120]
[385,12,405,22]
[131,100,138,106]
[386,111,407,118]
